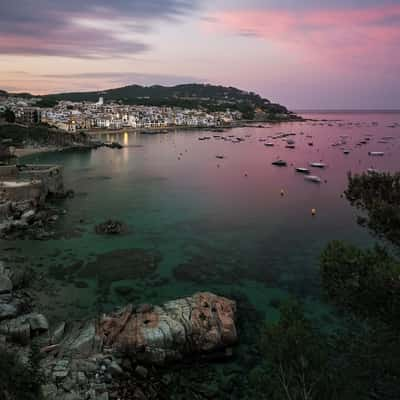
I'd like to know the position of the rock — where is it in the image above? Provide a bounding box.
[0,317,31,344]
[77,371,87,385]
[95,220,128,235]
[61,377,76,392]
[98,292,237,364]
[109,360,123,376]
[21,209,36,223]
[28,313,49,333]
[60,321,101,356]
[52,369,69,380]
[136,303,153,313]
[71,359,97,373]
[135,365,148,379]
[0,302,18,320]
[0,274,12,294]
[133,388,147,400]
[41,383,58,399]
[52,321,66,343]
[60,391,81,400]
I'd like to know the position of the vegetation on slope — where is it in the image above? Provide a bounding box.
[39,84,295,119]
[248,171,400,400]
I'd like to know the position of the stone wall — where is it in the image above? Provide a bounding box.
[0,180,44,204]
[0,165,18,178]
[18,164,64,196]
[0,164,64,206]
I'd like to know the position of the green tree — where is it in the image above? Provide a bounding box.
[320,241,400,327]
[250,301,337,400]
[1,108,16,123]
[0,346,44,400]
[345,172,400,246]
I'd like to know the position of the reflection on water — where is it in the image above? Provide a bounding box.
[3,111,400,322]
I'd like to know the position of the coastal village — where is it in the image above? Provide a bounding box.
[0,93,243,132]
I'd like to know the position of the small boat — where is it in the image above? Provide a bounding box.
[264,142,274,147]
[296,167,310,174]
[272,160,287,167]
[104,142,123,149]
[285,144,295,149]
[305,175,322,183]
[367,168,379,174]
[310,162,326,168]
[308,142,314,146]
[216,155,225,159]
[343,150,350,155]
[368,151,384,156]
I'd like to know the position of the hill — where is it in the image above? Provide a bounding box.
[38,84,296,120]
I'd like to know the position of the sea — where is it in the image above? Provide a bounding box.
[3,111,400,327]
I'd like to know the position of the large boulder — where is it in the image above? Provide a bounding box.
[0,312,49,343]
[0,301,18,321]
[98,292,237,364]
[95,220,128,235]
[0,262,12,294]
[0,274,12,294]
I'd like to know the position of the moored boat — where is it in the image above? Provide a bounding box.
[305,175,322,183]
[310,162,326,168]
[296,167,310,174]
[272,160,287,167]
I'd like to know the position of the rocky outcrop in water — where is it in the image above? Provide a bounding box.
[0,200,63,240]
[95,220,128,235]
[0,286,237,400]
[98,292,237,364]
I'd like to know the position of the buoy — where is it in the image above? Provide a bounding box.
[311,208,316,216]
[244,173,248,177]
[280,189,285,196]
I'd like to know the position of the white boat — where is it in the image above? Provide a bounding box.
[296,167,310,174]
[368,151,384,156]
[310,162,326,168]
[285,144,295,149]
[343,150,350,154]
[264,142,274,147]
[367,168,379,174]
[305,175,322,183]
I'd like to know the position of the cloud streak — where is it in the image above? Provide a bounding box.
[0,0,198,58]
[206,4,400,71]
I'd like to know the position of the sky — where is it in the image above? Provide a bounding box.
[0,0,399,109]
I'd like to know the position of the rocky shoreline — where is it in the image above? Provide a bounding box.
[0,266,238,400]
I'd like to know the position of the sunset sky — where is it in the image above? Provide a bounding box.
[0,0,399,109]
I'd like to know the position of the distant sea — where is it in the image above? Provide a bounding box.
[6,111,400,327]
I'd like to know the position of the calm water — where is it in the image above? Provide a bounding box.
[3,111,400,323]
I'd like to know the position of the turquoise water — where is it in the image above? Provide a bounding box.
[3,111,400,324]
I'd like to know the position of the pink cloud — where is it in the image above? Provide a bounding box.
[205,5,400,72]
